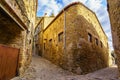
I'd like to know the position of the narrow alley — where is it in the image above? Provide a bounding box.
[0,0,120,80]
[12,56,119,80]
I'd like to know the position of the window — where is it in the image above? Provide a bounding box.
[49,39,52,46]
[100,41,103,48]
[88,33,92,42]
[58,32,63,42]
[29,40,31,44]
[49,39,52,42]
[95,38,98,45]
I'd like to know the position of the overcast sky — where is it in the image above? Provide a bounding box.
[37,0,113,51]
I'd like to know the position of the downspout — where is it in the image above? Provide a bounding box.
[63,10,66,53]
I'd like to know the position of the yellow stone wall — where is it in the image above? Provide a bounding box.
[41,3,110,74]
[23,0,37,27]
[18,0,37,76]
[34,17,55,56]
[107,0,120,77]
[43,14,64,64]
[9,0,37,76]
[76,5,108,47]
[0,0,37,76]
[43,17,54,29]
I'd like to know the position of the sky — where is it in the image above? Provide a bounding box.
[37,0,113,51]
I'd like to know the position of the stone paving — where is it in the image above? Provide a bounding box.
[11,56,119,80]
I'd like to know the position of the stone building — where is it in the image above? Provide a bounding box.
[35,2,110,74]
[0,0,37,79]
[34,16,55,56]
[107,0,120,77]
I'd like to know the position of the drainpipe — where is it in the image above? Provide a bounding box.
[63,9,66,53]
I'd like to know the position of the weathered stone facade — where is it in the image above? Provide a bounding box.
[0,0,37,76]
[107,0,120,77]
[34,16,54,56]
[36,2,110,74]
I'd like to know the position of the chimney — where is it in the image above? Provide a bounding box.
[44,13,47,17]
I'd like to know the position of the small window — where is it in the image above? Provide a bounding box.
[95,38,98,45]
[88,33,92,42]
[100,41,103,48]
[49,39,52,42]
[29,40,31,44]
[58,32,63,42]
[49,39,52,46]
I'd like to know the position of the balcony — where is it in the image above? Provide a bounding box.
[0,0,29,30]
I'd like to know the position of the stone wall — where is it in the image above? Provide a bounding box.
[18,0,37,76]
[43,17,55,29]
[34,17,55,56]
[41,2,110,74]
[64,4,109,74]
[5,0,29,27]
[11,31,27,76]
[107,0,120,77]
[0,0,37,76]
[43,14,64,65]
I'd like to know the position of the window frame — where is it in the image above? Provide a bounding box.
[49,39,52,46]
[58,32,63,42]
[88,33,92,42]
[95,38,99,45]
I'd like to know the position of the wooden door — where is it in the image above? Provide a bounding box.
[0,44,19,80]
